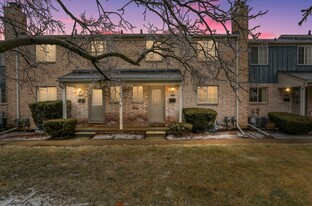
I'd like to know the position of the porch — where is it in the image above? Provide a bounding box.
[58,69,184,129]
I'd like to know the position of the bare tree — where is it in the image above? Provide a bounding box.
[0,0,266,89]
[299,6,312,26]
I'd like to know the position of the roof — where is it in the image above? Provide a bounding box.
[278,72,312,88]
[249,34,312,45]
[58,69,183,83]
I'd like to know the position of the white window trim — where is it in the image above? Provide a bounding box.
[133,86,144,103]
[249,87,268,104]
[297,46,312,65]
[91,41,107,56]
[197,86,219,104]
[249,46,269,65]
[36,44,56,63]
[145,40,162,62]
[37,86,57,102]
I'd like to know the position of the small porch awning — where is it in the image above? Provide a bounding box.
[278,72,312,88]
[58,69,183,84]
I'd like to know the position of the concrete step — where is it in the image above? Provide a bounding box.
[145,130,166,138]
[75,132,96,139]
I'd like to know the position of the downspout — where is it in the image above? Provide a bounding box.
[301,82,308,116]
[15,53,20,119]
[235,40,245,135]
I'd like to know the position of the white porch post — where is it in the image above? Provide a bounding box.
[119,85,123,130]
[179,83,183,123]
[300,86,306,116]
[62,85,67,119]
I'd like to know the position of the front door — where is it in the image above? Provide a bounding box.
[148,86,165,123]
[89,88,105,122]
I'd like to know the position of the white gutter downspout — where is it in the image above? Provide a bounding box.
[15,53,20,119]
[300,82,308,116]
[236,40,245,135]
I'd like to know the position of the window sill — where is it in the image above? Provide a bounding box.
[249,102,268,105]
[36,61,56,64]
[197,102,218,106]
[0,103,7,106]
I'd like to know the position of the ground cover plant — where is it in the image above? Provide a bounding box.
[0,144,311,205]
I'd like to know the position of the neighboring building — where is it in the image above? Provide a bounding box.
[1,2,250,129]
[249,35,312,118]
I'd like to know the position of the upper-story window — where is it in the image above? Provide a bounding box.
[298,46,312,65]
[250,46,268,65]
[36,45,56,63]
[197,86,218,104]
[197,40,218,61]
[133,86,144,103]
[91,41,106,55]
[249,87,267,103]
[110,86,121,102]
[37,87,57,102]
[146,40,162,61]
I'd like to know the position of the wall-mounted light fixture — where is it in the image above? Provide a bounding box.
[170,87,175,96]
[77,88,83,97]
[285,88,290,93]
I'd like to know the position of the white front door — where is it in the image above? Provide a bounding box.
[89,89,105,122]
[148,86,165,123]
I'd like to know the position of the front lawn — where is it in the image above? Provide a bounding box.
[0,144,311,205]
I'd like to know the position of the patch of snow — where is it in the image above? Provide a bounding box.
[166,132,238,140]
[92,133,144,140]
[0,188,88,206]
[0,131,49,141]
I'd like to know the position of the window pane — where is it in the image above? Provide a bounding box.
[92,89,103,106]
[146,41,161,61]
[249,88,258,102]
[197,87,207,103]
[207,86,218,103]
[110,86,121,102]
[298,47,304,64]
[36,45,56,62]
[91,41,106,55]
[258,46,268,64]
[38,87,57,102]
[250,47,258,64]
[133,86,143,102]
[305,47,312,65]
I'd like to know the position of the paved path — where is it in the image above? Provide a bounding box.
[1,137,312,147]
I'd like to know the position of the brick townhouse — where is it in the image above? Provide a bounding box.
[0,2,250,129]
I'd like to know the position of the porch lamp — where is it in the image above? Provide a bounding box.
[170,87,175,96]
[77,88,83,97]
[285,88,290,92]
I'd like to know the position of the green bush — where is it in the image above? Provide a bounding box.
[183,108,217,132]
[268,112,312,134]
[29,100,71,129]
[169,123,193,136]
[44,119,77,139]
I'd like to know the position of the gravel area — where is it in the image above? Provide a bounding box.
[166,131,238,140]
[92,133,145,140]
[0,131,49,141]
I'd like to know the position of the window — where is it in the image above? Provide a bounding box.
[37,87,57,102]
[110,86,121,102]
[91,41,106,55]
[298,46,312,65]
[197,40,218,61]
[146,40,162,61]
[92,89,103,106]
[133,86,143,103]
[36,44,56,63]
[249,88,267,103]
[0,88,6,103]
[250,46,268,65]
[197,86,218,104]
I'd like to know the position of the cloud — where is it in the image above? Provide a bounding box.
[258,32,276,39]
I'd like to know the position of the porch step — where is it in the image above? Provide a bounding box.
[75,132,96,139]
[145,130,167,138]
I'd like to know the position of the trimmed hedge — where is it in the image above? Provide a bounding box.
[44,118,77,139]
[268,112,312,134]
[169,123,193,136]
[183,108,217,132]
[29,100,71,129]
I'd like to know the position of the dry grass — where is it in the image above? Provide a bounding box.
[0,144,311,205]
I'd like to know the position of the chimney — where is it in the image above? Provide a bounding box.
[231,0,249,40]
[308,30,311,35]
[4,2,27,39]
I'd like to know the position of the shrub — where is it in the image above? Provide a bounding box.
[29,100,71,129]
[44,118,77,139]
[268,112,312,134]
[183,108,217,132]
[169,123,193,136]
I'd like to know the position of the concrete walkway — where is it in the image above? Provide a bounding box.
[1,137,312,147]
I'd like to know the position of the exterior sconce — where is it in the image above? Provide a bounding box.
[77,88,86,104]
[170,87,175,96]
[78,88,83,97]
[285,88,290,93]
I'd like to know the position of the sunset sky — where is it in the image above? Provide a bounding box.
[1,0,312,39]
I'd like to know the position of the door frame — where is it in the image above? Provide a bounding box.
[148,86,165,123]
[88,88,105,123]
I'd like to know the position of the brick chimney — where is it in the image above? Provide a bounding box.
[4,2,27,39]
[231,0,248,40]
